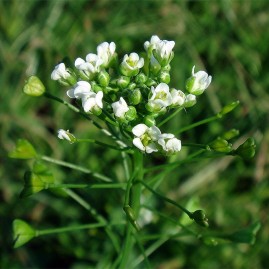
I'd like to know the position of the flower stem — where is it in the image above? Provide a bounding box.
[40,155,113,182]
[158,107,183,127]
[63,189,121,253]
[175,114,220,135]
[76,139,133,153]
[136,179,193,219]
[48,183,126,189]
[119,151,144,269]
[36,221,125,236]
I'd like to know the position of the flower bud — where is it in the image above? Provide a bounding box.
[209,137,232,153]
[125,106,137,121]
[186,66,212,95]
[221,129,240,140]
[8,139,37,159]
[145,78,157,87]
[23,76,45,97]
[123,205,140,231]
[13,219,36,248]
[117,76,130,89]
[217,101,240,117]
[184,94,196,108]
[159,70,170,84]
[58,129,76,144]
[129,82,136,90]
[91,82,103,93]
[135,73,147,84]
[97,70,110,87]
[234,137,256,160]
[128,89,142,105]
[191,210,209,227]
[144,115,156,127]
[149,56,161,75]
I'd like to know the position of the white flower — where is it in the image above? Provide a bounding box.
[186,66,212,95]
[158,133,181,154]
[170,89,185,107]
[147,83,172,112]
[75,54,103,80]
[51,63,71,80]
[57,129,76,143]
[144,35,175,66]
[184,94,197,108]
[120,53,144,76]
[111,97,129,118]
[144,35,161,52]
[67,81,92,99]
[132,124,161,153]
[82,91,103,113]
[153,39,175,65]
[97,41,116,67]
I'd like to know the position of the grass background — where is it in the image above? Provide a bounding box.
[0,0,268,268]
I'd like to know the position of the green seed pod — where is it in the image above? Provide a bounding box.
[8,139,37,159]
[13,219,36,248]
[23,76,45,97]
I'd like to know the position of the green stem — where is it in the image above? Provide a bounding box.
[76,139,133,153]
[175,115,220,135]
[119,151,144,269]
[145,149,206,173]
[44,92,103,130]
[40,155,113,182]
[48,183,126,189]
[182,143,210,150]
[36,221,125,236]
[158,107,183,127]
[63,189,121,253]
[136,180,192,219]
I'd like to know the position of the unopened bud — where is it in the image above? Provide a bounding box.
[144,115,156,127]
[125,106,137,121]
[218,101,240,117]
[135,73,147,84]
[97,70,110,87]
[184,94,196,108]
[128,89,142,105]
[221,129,240,140]
[159,70,170,84]
[209,138,232,153]
[234,137,256,160]
[191,210,209,228]
[117,76,130,89]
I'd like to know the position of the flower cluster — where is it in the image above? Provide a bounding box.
[51,35,212,155]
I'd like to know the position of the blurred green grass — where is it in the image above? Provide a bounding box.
[1,0,268,268]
